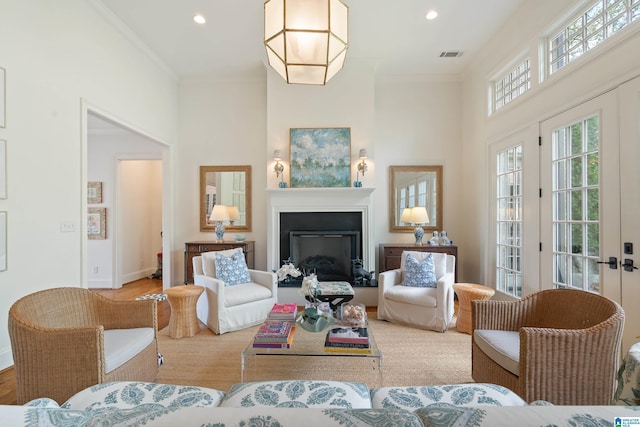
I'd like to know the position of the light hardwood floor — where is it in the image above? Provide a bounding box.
[0,278,168,406]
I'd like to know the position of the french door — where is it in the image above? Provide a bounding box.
[540,91,623,318]
[619,76,640,351]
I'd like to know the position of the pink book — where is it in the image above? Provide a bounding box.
[270,303,297,314]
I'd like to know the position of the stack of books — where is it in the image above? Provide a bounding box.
[324,326,372,354]
[267,303,297,322]
[252,320,295,348]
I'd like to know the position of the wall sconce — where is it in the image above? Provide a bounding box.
[353,148,368,187]
[273,150,287,187]
[357,149,368,176]
[209,204,230,242]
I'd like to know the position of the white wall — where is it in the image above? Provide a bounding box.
[175,76,268,279]
[373,76,463,273]
[119,160,162,284]
[0,0,177,370]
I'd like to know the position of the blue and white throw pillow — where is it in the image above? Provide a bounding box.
[214,251,251,286]
[402,253,437,287]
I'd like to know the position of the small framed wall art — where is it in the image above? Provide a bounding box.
[87,207,106,240]
[87,181,102,204]
[289,127,351,188]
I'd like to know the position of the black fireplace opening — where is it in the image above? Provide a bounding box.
[279,211,374,287]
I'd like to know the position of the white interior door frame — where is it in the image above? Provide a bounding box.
[81,99,172,291]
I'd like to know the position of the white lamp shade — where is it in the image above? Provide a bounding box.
[264,0,348,85]
[408,206,429,224]
[209,204,230,222]
[400,207,413,223]
[273,150,283,161]
[359,148,368,159]
[227,206,240,222]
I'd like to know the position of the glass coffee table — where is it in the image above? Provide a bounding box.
[241,325,383,387]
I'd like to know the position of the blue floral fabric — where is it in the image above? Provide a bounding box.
[370,384,526,410]
[214,251,251,286]
[220,380,372,409]
[402,253,437,287]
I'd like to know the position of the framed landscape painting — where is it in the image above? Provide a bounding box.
[289,128,351,188]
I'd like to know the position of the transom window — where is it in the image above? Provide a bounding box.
[496,145,523,297]
[493,58,531,113]
[549,0,640,75]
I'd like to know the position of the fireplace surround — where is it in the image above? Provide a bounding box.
[266,188,375,287]
[279,211,363,286]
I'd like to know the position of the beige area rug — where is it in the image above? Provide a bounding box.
[155,317,473,392]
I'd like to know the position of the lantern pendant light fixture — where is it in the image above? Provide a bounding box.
[264,0,349,85]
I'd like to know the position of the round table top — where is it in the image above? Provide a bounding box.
[452,283,495,297]
[165,285,204,297]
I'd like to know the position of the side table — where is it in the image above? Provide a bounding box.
[452,283,495,334]
[165,285,204,338]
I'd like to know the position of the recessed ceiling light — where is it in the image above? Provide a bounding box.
[193,14,206,24]
[426,10,438,20]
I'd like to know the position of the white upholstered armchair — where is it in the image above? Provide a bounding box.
[377,251,456,332]
[193,248,277,334]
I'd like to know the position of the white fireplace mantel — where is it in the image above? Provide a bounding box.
[266,187,376,273]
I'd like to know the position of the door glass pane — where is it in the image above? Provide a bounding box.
[496,144,523,298]
[551,114,600,292]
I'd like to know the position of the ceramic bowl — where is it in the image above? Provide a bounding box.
[234,234,247,242]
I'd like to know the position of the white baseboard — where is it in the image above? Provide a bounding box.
[122,268,155,285]
[88,279,113,288]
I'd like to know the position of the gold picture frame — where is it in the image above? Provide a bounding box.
[88,207,106,240]
[87,181,102,204]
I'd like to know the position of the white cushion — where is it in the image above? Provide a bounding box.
[62,381,225,410]
[370,383,526,409]
[400,251,446,281]
[103,328,154,373]
[474,330,520,376]
[384,285,438,308]
[219,380,372,408]
[224,282,272,307]
[201,248,243,278]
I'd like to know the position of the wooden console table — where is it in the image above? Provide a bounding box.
[379,243,458,281]
[184,241,255,284]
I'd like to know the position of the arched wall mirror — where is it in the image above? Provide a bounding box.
[389,165,443,233]
[200,165,252,232]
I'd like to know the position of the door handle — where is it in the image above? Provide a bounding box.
[597,257,618,269]
[621,258,638,272]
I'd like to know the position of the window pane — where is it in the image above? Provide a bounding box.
[571,190,583,221]
[571,223,583,253]
[548,0,638,74]
[570,256,584,288]
[555,191,567,221]
[587,223,599,256]
[587,188,599,221]
[571,157,583,188]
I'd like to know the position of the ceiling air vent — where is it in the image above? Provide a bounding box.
[440,51,463,58]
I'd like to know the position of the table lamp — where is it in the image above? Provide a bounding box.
[402,207,430,245]
[209,205,230,242]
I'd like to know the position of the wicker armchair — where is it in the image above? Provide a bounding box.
[471,288,624,405]
[8,287,159,404]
